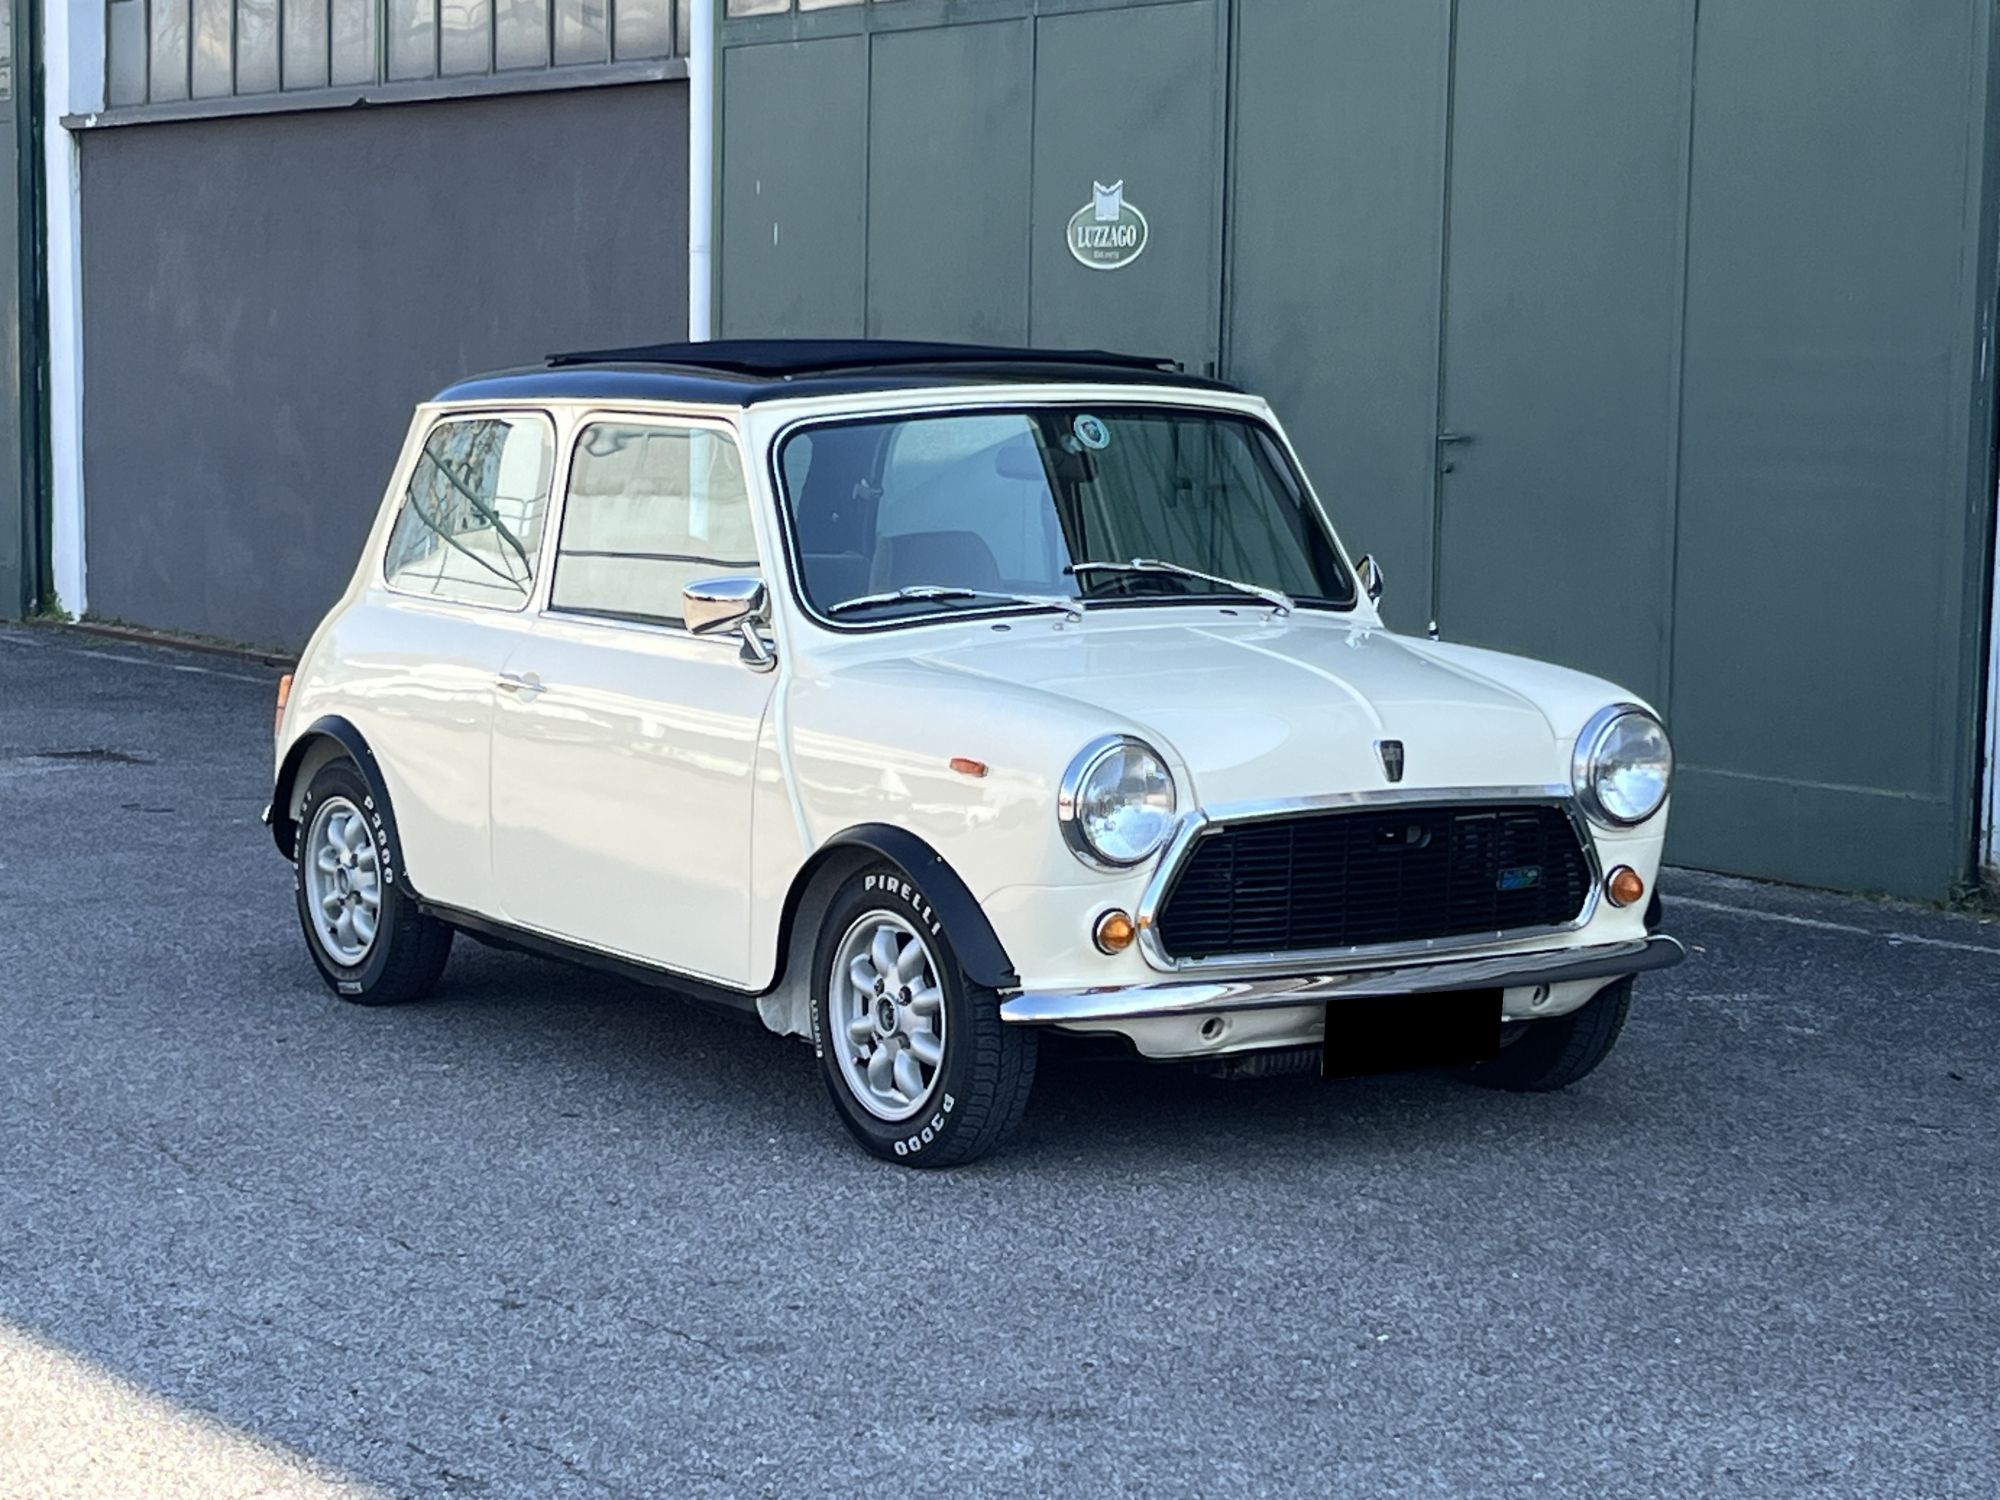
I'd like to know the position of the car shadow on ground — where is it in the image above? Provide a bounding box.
[248,929,1616,1177]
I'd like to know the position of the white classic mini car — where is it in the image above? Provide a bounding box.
[268,340,1681,1166]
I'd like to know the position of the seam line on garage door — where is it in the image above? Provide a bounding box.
[1667,895,2000,957]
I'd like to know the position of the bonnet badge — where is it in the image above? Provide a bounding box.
[1376,740,1405,783]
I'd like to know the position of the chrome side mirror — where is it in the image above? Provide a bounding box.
[683,575,766,635]
[1356,555,1385,604]
[683,576,775,671]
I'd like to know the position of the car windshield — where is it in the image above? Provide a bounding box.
[777,406,1356,623]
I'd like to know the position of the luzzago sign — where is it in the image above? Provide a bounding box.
[1067,181,1148,271]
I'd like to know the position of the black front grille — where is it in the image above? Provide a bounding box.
[1153,802,1594,961]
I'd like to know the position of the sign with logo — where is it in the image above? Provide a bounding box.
[1067,181,1148,271]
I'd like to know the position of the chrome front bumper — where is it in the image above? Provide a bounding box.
[998,934,1685,1026]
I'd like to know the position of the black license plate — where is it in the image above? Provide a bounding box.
[1322,988,1503,1079]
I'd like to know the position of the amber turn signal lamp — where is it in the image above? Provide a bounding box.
[948,756,988,778]
[1093,910,1138,955]
[274,673,293,739]
[1605,865,1645,908]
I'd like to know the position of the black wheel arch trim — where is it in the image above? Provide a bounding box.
[793,824,1020,992]
[270,716,408,878]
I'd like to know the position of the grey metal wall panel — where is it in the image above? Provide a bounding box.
[719,37,867,337]
[1435,0,1692,706]
[1227,0,1450,636]
[865,21,1032,343]
[79,83,688,650]
[1027,0,1220,376]
[1670,0,1991,894]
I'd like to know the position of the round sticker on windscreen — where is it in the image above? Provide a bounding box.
[1072,414,1111,451]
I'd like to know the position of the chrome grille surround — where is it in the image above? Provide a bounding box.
[1133,784,1604,975]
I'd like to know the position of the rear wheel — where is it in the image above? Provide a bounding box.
[810,865,1036,1166]
[1465,977,1631,1092]
[292,759,451,1005]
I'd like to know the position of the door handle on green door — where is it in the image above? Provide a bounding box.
[1437,431,1473,473]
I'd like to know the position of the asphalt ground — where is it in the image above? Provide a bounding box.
[1,621,1995,1497]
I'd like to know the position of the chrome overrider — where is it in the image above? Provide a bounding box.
[1000,784,1684,1027]
[1134,784,1603,975]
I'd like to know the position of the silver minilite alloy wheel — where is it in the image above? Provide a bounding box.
[304,795,382,966]
[829,911,947,1123]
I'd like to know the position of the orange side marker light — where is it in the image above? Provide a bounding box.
[1606,866,1646,908]
[1093,910,1138,954]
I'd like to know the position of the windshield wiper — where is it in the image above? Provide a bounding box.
[827,585,1083,620]
[1066,558,1294,616]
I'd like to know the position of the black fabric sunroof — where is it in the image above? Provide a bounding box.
[546,338,1179,378]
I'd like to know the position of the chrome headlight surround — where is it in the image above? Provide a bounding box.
[1571,703,1673,828]
[1058,734,1178,871]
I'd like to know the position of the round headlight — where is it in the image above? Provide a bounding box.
[1572,705,1673,827]
[1059,736,1177,869]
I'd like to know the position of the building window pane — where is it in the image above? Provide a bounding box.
[440,0,492,74]
[553,0,606,65]
[798,0,859,8]
[283,0,331,89]
[494,0,547,68]
[191,0,233,97]
[725,0,786,18]
[108,0,686,106]
[386,0,437,78]
[330,0,376,84]
[107,0,149,104]
[150,0,192,100]
[614,0,670,60]
[237,0,281,92]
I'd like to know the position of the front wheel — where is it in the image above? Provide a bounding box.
[1465,977,1632,1092]
[810,866,1037,1167]
[292,758,452,1005]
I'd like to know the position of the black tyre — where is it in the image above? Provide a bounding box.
[292,758,452,1005]
[809,864,1037,1167]
[1466,977,1632,1092]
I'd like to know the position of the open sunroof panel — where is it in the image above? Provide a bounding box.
[546,339,1181,379]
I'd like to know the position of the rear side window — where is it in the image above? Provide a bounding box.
[550,422,759,626]
[382,414,555,609]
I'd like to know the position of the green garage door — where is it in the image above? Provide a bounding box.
[722,0,2000,898]
[1228,0,1997,898]
[1434,0,1692,707]
[720,0,1224,376]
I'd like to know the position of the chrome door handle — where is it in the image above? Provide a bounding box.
[496,671,543,695]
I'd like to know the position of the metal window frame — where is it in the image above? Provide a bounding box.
[68,50,681,127]
[94,0,680,119]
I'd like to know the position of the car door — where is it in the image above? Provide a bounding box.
[358,408,559,916]
[488,414,776,986]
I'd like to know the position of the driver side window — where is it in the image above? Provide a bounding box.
[868,415,1064,592]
